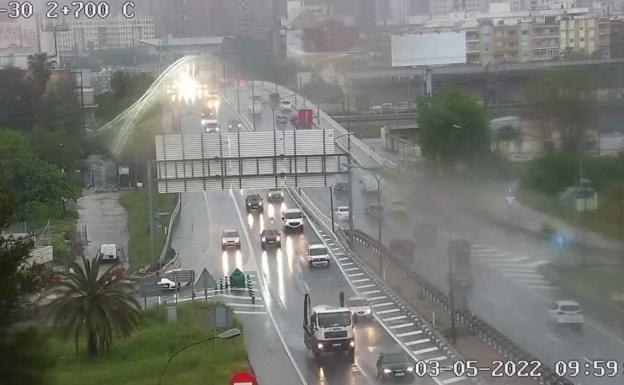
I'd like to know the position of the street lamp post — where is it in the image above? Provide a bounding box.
[236,67,241,113]
[330,186,335,232]
[251,80,256,131]
[157,328,241,385]
[448,238,457,345]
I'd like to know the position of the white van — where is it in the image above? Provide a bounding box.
[97,244,120,262]
[282,208,304,233]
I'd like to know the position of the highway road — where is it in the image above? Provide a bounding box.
[167,99,450,385]
[227,82,624,385]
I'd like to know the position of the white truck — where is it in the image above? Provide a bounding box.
[303,292,355,363]
[96,244,121,262]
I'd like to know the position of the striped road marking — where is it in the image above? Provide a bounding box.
[382,315,407,322]
[397,330,423,337]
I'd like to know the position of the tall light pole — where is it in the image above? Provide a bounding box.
[157,328,241,385]
[334,132,354,242]
[251,80,256,131]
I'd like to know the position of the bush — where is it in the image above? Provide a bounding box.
[521,153,578,195]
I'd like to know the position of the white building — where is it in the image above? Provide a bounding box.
[56,15,155,54]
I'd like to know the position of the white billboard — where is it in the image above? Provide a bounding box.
[391,32,467,67]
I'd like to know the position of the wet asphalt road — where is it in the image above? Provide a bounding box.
[168,101,436,385]
[220,83,624,385]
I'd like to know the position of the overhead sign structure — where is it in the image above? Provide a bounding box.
[391,32,467,67]
[155,129,345,193]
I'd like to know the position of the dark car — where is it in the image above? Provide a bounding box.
[245,194,264,213]
[267,189,284,203]
[334,182,348,193]
[260,229,281,249]
[376,352,414,380]
[365,204,384,220]
[228,119,243,130]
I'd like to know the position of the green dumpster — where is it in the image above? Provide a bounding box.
[230,268,246,288]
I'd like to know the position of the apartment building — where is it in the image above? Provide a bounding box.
[560,15,610,57]
[57,16,155,54]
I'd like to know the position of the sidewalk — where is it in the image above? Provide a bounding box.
[76,190,129,266]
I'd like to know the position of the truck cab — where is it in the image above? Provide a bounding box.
[303,293,355,362]
[96,244,121,263]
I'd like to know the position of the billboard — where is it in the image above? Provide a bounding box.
[391,32,467,67]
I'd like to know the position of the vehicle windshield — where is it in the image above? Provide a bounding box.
[317,312,351,327]
[560,305,581,312]
[383,353,409,364]
[284,211,302,219]
[349,299,369,307]
[223,230,238,238]
[205,122,218,129]
[337,207,348,212]
[309,247,328,256]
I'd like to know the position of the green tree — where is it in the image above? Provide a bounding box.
[526,68,596,152]
[0,67,39,130]
[27,52,56,94]
[36,78,82,134]
[417,88,489,167]
[50,255,140,358]
[0,129,80,220]
[0,189,53,385]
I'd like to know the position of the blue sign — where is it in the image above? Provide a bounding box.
[551,233,569,250]
[504,183,517,197]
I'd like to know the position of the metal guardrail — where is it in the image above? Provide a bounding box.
[158,193,182,263]
[349,229,574,385]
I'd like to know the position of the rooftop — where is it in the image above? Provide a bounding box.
[139,36,224,48]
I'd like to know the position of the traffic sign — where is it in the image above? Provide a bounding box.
[230,371,256,385]
[504,184,516,206]
[551,233,569,250]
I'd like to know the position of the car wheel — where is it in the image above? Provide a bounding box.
[221,245,226,251]
[277,241,281,248]
[261,242,266,250]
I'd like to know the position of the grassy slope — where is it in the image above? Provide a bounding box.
[47,303,249,385]
[120,190,176,270]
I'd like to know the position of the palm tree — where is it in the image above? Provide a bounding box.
[50,256,140,359]
[27,53,55,93]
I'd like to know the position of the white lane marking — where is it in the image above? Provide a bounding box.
[442,376,468,384]
[352,278,370,283]
[404,338,431,346]
[338,257,350,261]
[356,284,375,289]
[390,323,415,330]
[233,310,268,315]
[361,290,381,295]
[371,302,395,308]
[367,295,388,301]
[342,262,355,266]
[382,315,407,322]
[397,330,423,337]
[529,285,560,290]
[226,302,265,308]
[376,308,401,315]
[413,346,439,355]
[496,266,536,271]
[526,260,548,268]
[425,356,448,362]
[511,278,549,284]
[348,272,365,277]
[504,272,544,278]
[582,357,592,364]
[228,190,308,385]
[344,267,360,272]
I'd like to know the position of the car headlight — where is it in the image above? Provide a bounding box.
[201,119,207,125]
[276,236,280,242]
[349,340,355,348]
[384,369,392,374]
[317,343,323,350]
[365,308,371,314]
[407,367,413,373]
[261,236,266,242]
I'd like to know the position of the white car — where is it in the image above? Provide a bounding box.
[280,99,293,113]
[307,244,330,268]
[157,278,177,290]
[348,297,372,321]
[221,229,241,250]
[548,300,584,329]
[282,208,304,233]
[96,243,120,262]
[336,206,349,221]
[202,118,220,133]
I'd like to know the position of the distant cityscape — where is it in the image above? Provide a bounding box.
[1,0,624,68]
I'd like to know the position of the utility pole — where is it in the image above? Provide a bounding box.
[222,61,227,98]
[448,237,457,345]
[330,186,335,232]
[147,160,156,264]
[236,67,241,113]
[251,80,256,131]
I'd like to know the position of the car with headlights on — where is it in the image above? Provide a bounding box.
[348,297,371,321]
[267,189,284,203]
[307,244,330,268]
[376,352,415,381]
[260,229,281,249]
[228,119,243,131]
[245,194,264,213]
[221,229,241,250]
